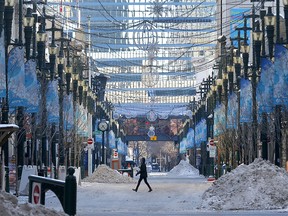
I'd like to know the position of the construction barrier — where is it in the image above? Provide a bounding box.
[19,165,37,195]
[28,167,77,215]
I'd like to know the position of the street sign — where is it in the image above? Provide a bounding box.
[150,136,157,141]
[210,139,214,146]
[87,138,94,145]
[209,146,216,158]
[32,182,41,205]
[113,149,118,159]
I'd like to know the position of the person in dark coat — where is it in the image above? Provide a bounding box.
[132,157,152,192]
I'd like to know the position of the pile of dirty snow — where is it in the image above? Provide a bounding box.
[200,158,288,210]
[0,191,65,216]
[167,159,201,177]
[83,164,135,183]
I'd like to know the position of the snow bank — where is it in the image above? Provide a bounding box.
[82,164,136,183]
[200,158,288,210]
[0,191,65,216]
[167,160,201,177]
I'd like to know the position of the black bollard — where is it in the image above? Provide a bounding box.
[64,167,77,215]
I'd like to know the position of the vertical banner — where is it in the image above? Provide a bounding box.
[25,59,39,113]
[63,94,73,130]
[0,36,5,97]
[227,92,238,129]
[195,119,207,147]
[240,78,252,123]
[108,130,116,149]
[117,138,124,155]
[257,57,274,115]
[273,45,288,106]
[214,103,226,137]
[76,105,88,137]
[186,128,194,149]
[47,80,59,123]
[8,46,27,107]
[179,140,186,154]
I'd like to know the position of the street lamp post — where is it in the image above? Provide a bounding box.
[264,7,275,60]
[284,0,288,43]
[233,51,242,163]
[260,9,266,56]
[57,31,65,168]
[1,0,14,192]
[238,18,252,79]
[0,0,4,37]
[24,8,34,60]
[253,21,263,71]
[36,16,48,174]
[47,18,58,80]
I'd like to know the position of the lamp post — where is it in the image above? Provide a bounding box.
[0,0,4,37]
[227,65,234,94]
[260,9,266,56]
[1,0,14,192]
[283,0,288,43]
[233,50,242,88]
[72,72,78,167]
[24,8,34,60]
[216,79,223,104]
[47,18,58,80]
[57,32,65,167]
[233,50,242,163]
[250,21,264,161]
[264,7,275,60]
[66,48,72,95]
[36,16,48,174]
[238,18,252,79]
[253,21,263,71]
[223,72,228,134]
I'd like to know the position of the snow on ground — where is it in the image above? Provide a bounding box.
[82,164,136,183]
[3,158,288,215]
[200,158,288,210]
[167,159,203,177]
[0,191,65,216]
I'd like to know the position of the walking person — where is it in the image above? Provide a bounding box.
[133,157,152,192]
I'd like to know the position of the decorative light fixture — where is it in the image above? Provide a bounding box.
[264,7,275,59]
[65,61,72,94]
[147,125,155,137]
[252,21,263,71]
[241,42,249,79]
[113,112,120,120]
[72,73,79,101]
[146,109,157,122]
[4,0,14,44]
[141,63,159,87]
[36,22,47,70]
[24,7,34,60]
[227,65,234,93]
[78,80,84,104]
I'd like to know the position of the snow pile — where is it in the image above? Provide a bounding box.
[167,160,200,177]
[83,164,135,183]
[200,158,288,210]
[0,191,65,216]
